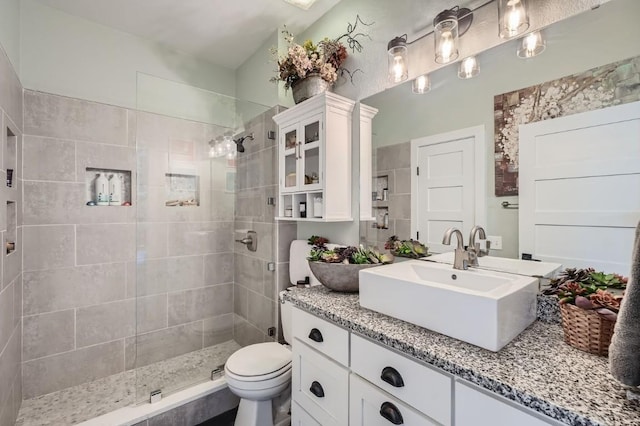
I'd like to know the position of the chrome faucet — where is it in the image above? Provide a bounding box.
[468,226,490,267]
[442,228,470,270]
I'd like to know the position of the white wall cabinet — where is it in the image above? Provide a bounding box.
[291,306,562,426]
[273,92,355,222]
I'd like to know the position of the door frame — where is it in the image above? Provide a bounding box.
[410,125,487,245]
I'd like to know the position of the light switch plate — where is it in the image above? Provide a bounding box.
[487,235,503,250]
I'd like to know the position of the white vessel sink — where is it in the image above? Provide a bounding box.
[359,261,539,351]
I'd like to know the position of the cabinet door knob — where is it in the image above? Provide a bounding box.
[308,328,324,343]
[379,401,404,424]
[309,381,325,398]
[381,366,405,388]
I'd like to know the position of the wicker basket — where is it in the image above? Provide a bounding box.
[560,303,616,356]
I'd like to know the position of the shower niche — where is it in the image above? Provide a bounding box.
[85,168,132,206]
[165,173,200,206]
[5,126,16,187]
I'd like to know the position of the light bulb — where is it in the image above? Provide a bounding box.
[393,56,406,83]
[412,74,431,94]
[499,0,529,39]
[439,31,454,63]
[215,142,224,157]
[507,6,521,34]
[517,31,546,58]
[458,56,480,79]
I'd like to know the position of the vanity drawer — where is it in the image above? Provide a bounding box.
[292,337,349,426]
[292,307,349,366]
[291,401,321,426]
[350,374,439,426]
[351,334,452,425]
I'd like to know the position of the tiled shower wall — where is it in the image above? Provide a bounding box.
[21,90,235,399]
[233,106,297,345]
[361,141,412,249]
[0,42,24,426]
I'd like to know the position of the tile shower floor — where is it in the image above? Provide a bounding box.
[15,340,241,426]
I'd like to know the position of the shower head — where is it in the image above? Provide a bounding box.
[234,133,254,153]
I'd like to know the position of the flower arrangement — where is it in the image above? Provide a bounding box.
[271,16,371,91]
[307,235,393,265]
[385,235,429,259]
[543,267,627,320]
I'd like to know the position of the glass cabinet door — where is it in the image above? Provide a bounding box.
[281,125,298,193]
[300,114,322,191]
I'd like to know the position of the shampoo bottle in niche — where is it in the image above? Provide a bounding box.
[95,173,109,206]
[109,173,123,206]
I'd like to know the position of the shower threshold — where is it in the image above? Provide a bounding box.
[16,340,241,426]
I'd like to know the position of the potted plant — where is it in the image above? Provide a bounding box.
[270,16,371,104]
[543,267,627,356]
[385,235,430,259]
[307,236,393,292]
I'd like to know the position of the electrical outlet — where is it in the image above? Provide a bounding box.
[486,235,503,250]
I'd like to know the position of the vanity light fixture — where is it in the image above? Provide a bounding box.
[387,6,473,82]
[498,0,530,39]
[387,35,409,83]
[517,31,546,58]
[412,74,431,94]
[458,56,480,79]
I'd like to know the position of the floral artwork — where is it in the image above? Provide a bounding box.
[494,55,640,196]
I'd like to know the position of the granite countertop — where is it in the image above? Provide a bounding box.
[283,286,640,426]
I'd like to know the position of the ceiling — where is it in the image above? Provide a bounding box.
[33,0,345,69]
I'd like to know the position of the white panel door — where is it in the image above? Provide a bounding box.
[519,101,640,274]
[411,126,485,254]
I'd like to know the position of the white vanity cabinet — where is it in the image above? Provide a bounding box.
[273,92,355,222]
[455,382,562,426]
[290,306,562,426]
[350,334,452,425]
[291,307,350,426]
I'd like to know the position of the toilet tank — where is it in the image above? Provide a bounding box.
[280,292,293,344]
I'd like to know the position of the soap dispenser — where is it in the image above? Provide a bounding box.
[109,173,123,206]
[95,173,109,206]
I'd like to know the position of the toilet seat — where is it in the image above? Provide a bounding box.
[225,342,292,382]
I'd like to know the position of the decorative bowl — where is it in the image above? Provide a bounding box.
[308,261,384,292]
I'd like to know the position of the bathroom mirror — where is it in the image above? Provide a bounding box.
[360,0,640,260]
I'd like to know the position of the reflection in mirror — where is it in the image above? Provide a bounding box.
[360,0,640,260]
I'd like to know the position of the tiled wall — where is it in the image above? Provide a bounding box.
[21,90,235,399]
[21,90,137,400]
[233,106,297,346]
[361,141,412,249]
[0,39,23,426]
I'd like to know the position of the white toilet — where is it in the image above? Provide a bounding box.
[224,240,321,426]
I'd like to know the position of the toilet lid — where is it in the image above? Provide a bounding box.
[226,342,291,378]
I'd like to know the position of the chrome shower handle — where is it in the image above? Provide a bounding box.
[235,230,257,252]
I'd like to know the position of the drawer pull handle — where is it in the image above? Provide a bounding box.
[309,381,325,398]
[381,366,405,388]
[380,401,404,425]
[308,328,324,343]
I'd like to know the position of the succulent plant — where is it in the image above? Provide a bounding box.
[544,267,627,320]
[308,239,393,265]
[384,235,429,259]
